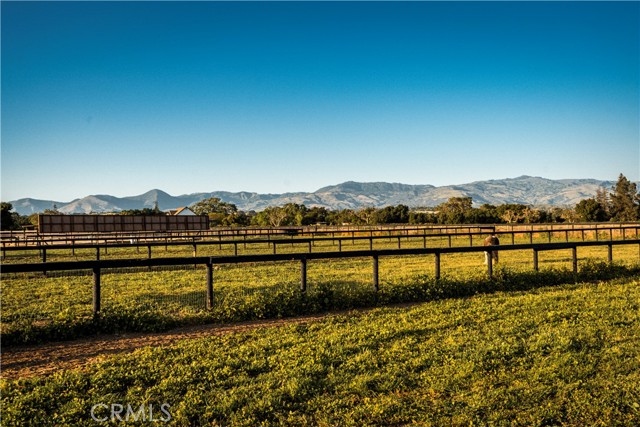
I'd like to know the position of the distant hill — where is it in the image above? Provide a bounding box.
[7,176,616,215]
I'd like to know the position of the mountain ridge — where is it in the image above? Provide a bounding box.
[7,176,617,215]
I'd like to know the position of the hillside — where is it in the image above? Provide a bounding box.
[8,176,615,215]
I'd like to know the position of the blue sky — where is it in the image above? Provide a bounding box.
[2,1,639,201]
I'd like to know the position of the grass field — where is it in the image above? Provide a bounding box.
[2,276,639,426]
[2,235,639,345]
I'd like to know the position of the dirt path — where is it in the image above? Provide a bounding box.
[1,307,394,380]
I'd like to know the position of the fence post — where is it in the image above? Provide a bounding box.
[373,254,379,291]
[338,239,342,252]
[608,244,613,264]
[533,249,539,272]
[93,267,101,316]
[300,257,307,292]
[434,252,441,280]
[147,245,152,259]
[206,260,214,309]
[572,247,578,274]
[487,251,493,279]
[40,247,47,275]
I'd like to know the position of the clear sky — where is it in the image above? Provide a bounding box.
[2,1,639,202]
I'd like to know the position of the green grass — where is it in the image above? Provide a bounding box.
[2,276,639,426]
[2,236,639,345]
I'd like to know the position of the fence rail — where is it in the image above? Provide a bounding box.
[3,222,639,244]
[3,239,639,315]
[0,224,499,246]
[3,225,639,262]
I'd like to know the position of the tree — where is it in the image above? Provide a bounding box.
[1,203,18,230]
[232,211,252,226]
[326,209,359,226]
[609,174,640,221]
[252,203,312,227]
[190,197,239,226]
[120,208,166,216]
[356,207,378,225]
[595,187,611,219]
[42,204,61,215]
[558,208,578,223]
[190,197,237,216]
[575,198,608,222]
[437,197,473,224]
[303,207,329,225]
[548,207,566,223]
[373,205,410,224]
[495,203,547,224]
[408,210,438,224]
[27,213,40,227]
[263,206,289,227]
[282,203,307,226]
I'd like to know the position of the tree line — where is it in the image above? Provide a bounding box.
[2,174,639,230]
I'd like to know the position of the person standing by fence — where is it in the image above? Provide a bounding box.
[484,233,500,265]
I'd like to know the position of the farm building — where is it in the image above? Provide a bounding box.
[167,207,196,216]
[38,213,208,233]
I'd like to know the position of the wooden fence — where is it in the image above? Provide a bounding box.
[0,224,497,246]
[3,225,640,262]
[2,223,639,249]
[2,239,639,316]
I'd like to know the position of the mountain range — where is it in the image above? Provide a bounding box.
[8,176,615,216]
